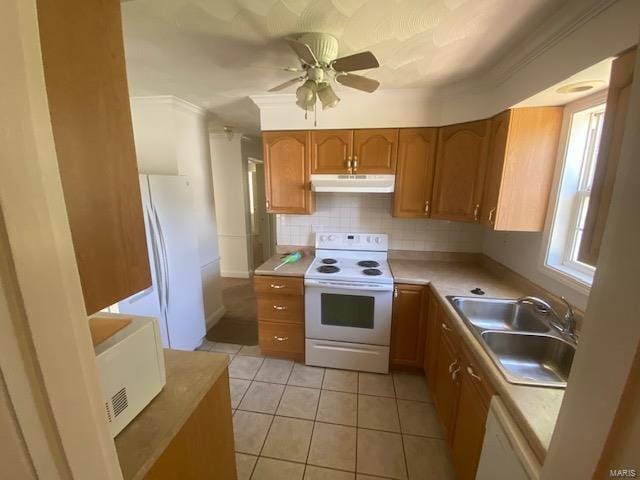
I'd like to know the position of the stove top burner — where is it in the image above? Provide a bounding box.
[358,260,380,268]
[362,268,382,276]
[321,258,338,265]
[317,265,340,274]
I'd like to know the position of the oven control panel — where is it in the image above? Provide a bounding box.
[315,232,389,251]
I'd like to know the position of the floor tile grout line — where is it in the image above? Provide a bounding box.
[391,374,410,480]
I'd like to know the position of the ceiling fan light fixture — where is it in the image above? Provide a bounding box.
[317,83,340,109]
[296,79,317,111]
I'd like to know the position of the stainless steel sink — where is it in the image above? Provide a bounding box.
[448,297,550,333]
[480,331,575,387]
[446,296,577,388]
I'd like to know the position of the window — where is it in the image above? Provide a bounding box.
[544,93,607,287]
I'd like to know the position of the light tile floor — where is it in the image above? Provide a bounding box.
[197,340,456,480]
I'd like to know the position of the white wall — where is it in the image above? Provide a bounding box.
[130,96,224,327]
[278,193,483,253]
[209,133,254,277]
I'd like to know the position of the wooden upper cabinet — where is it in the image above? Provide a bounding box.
[311,130,353,174]
[481,107,563,231]
[431,120,490,222]
[393,128,438,218]
[579,47,637,266]
[353,129,399,174]
[390,284,427,369]
[263,131,314,214]
[36,0,150,314]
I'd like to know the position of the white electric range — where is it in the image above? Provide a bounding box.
[304,233,393,373]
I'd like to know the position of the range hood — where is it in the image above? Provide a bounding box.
[310,174,395,193]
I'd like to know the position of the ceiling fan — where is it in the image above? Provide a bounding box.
[268,33,380,112]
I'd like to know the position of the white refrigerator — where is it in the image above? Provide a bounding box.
[117,175,206,350]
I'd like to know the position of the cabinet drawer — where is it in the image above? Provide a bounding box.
[257,295,304,323]
[259,321,304,355]
[254,276,304,296]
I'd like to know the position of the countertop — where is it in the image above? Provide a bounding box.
[254,252,314,277]
[256,252,563,463]
[390,259,563,463]
[115,349,229,480]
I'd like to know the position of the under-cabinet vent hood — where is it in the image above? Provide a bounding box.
[310,174,395,193]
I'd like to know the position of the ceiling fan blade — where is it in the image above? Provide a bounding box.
[268,76,304,92]
[336,73,380,93]
[285,38,317,66]
[332,51,379,72]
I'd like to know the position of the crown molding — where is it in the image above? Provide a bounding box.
[130,95,206,117]
[484,0,619,86]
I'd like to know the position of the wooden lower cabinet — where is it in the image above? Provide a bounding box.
[424,294,496,480]
[255,275,305,361]
[145,371,236,480]
[450,345,494,480]
[390,284,427,369]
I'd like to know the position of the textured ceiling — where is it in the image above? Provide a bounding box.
[121,0,565,133]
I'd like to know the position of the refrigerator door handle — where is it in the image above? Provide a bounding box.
[146,207,165,314]
[153,206,171,315]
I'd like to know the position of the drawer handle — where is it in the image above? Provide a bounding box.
[273,336,289,342]
[466,366,482,382]
[448,359,458,373]
[270,284,285,289]
[273,305,288,311]
[441,322,452,332]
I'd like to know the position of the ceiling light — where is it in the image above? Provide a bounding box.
[296,80,317,111]
[556,80,604,94]
[317,83,340,109]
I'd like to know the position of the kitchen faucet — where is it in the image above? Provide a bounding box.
[516,296,577,342]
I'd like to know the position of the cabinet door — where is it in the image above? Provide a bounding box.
[37,0,150,314]
[311,130,353,174]
[433,326,460,440]
[263,131,313,214]
[424,292,440,391]
[450,348,493,480]
[393,128,438,218]
[481,111,510,227]
[431,120,490,222]
[353,129,399,174]
[390,284,426,369]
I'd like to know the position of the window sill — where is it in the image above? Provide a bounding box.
[540,262,592,295]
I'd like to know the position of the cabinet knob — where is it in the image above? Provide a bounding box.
[266,200,270,210]
[474,203,480,221]
[346,156,353,174]
[441,322,452,332]
[394,287,398,299]
[273,336,289,342]
[424,200,430,215]
[270,284,285,289]
[488,207,496,225]
[352,155,358,173]
[273,305,288,311]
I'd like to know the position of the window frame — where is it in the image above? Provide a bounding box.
[539,90,608,292]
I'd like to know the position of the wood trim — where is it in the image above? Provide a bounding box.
[579,47,637,265]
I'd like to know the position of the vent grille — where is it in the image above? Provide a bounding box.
[111,387,128,417]
[105,402,112,423]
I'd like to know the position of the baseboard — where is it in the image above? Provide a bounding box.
[205,305,226,331]
[220,270,251,279]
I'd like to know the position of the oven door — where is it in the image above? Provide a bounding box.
[304,279,393,346]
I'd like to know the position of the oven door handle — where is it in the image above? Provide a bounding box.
[304,279,394,292]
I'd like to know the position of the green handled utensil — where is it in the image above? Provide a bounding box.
[274,251,303,270]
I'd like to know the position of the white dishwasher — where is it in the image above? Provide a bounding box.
[476,396,541,480]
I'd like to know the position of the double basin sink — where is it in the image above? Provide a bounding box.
[447,296,576,388]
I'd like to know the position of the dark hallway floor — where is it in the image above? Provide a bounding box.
[206,277,258,345]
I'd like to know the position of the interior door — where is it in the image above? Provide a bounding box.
[148,175,206,350]
[353,129,399,174]
[393,128,438,217]
[311,130,353,174]
[431,120,490,222]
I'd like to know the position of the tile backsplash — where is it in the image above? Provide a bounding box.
[276,193,484,252]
